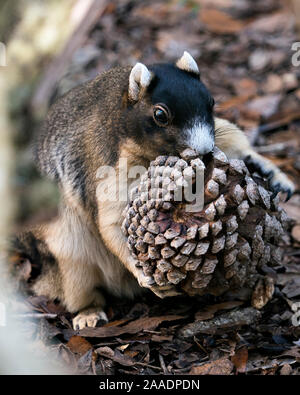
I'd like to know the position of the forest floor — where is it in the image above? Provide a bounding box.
[11,0,300,375]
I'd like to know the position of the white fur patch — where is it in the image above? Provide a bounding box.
[129,62,152,101]
[176,51,199,75]
[185,121,214,155]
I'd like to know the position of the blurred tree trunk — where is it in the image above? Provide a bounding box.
[0,71,15,245]
[0,0,21,42]
[0,0,82,374]
[0,2,20,246]
[0,0,92,224]
[0,1,19,246]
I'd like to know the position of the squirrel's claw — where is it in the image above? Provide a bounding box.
[133,265,181,298]
[270,178,295,201]
[135,269,156,289]
[244,155,295,201]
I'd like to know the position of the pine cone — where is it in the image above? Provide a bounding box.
[121,147,290,303]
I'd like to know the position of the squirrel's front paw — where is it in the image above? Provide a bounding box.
[244,155,295,201]
[134,266,182,298]
[73,308,108,330]
[133,266,156,289]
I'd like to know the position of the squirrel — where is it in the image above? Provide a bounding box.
[10,52,295,330]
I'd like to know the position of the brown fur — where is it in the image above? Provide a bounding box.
[10,63,294,329]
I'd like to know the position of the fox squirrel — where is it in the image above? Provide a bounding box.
[10,52,295,329]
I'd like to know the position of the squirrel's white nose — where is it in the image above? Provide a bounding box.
[185,122,214,155]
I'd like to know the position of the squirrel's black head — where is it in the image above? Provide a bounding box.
[123,52,215,159]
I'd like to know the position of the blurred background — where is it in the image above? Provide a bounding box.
[0,0,299,375]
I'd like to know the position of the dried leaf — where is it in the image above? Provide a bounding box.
[245,94,282,119]
[246,12,293,34]
[195,301,244,321]
[292,225,300,242]
[79,315,185,338]
[190,357,233,375]
[180,308,261,337]
[104,319,131,327]
[124,350,139,358]
[231,347,248,373]
[200,9,244,34]
[96,347,136,367]
[151,334,173,342]
[67,336,93,356]
[281,347,300,360]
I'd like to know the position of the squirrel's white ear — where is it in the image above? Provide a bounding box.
[176,51,199,75]
[129,62,153,101]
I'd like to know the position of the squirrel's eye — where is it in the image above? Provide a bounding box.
[153,104,170,127]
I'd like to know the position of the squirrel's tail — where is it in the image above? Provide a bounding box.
[7,227,57,288]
